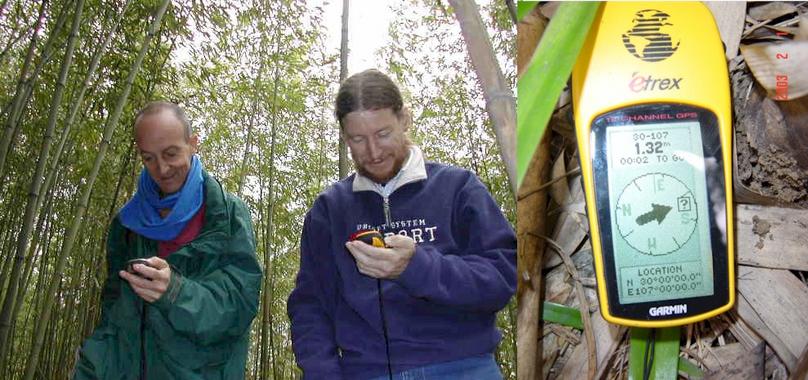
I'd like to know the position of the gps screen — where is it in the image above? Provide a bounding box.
[604,121,714,304]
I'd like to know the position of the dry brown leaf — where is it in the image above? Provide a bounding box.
[541,332,563,380]
[742,12,801,41]
[737,266,808,370]
[748,2,798,22]
[740,41,808,100]
[544,174,587,269]
[735,294,797,371]
[544,259,574,304]
[705,2,746,59]
[694,318,731,348]
[765,346,789,380]
[723,312,763,351]
[517,6,547,77]
[543,235,596,380]
[556,310,625,379]
[797,14,808,41]
[548,324,581,346]
[705,342,765,380]
[792,343,808,380]
[702,342,746,371]
[549,149,570,205]
[736,204,808,271]
[539,1,560,19]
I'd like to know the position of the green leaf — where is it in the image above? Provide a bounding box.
[677,357,704,379]
[516,1,539,22]
[542,301,583,329]
[516,2,600,187]
[629,327,681,380]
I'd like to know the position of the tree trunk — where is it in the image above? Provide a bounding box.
[0,189,25,302]
[317,104,328,192]
[516,135,550,380]
[267,259,277,380]
[256,144,266,378]
[107,144,135,223]
[0,0,84,362]
[515,8,549,379]
[337,0,350,178]
[236,106,255,198]
[237,55,266,197]
[82,222,105,339]
[12,183,55,351]
[21,2,171,378]
[260,33,280,380]
[448,0,517,196]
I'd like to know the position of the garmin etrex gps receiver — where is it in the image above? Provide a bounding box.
[572,2,735,327]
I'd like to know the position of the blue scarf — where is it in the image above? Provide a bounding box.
[119,155,205,241]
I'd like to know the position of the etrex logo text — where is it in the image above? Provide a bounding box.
[649,304,687,317]
[629,72,683,92]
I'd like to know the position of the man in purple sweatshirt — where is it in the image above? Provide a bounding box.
[287,69,516,380]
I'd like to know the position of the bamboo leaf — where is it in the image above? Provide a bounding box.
[542,301,583,329]
[516,2,600,186]
[516,1,538,22]
[677,357,704,379]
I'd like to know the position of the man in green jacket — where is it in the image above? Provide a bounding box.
[74,102,262,379]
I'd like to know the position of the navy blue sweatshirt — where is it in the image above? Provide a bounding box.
[287,159,516,380]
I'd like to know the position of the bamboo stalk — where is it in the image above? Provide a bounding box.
[0,0,84,363]
[337,0,350,179]
[0,0,48,183]
[449,0,517,196]
[21,2,172,378]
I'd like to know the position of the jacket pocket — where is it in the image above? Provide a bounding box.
[149,315,234,370]
[75,327,120,379]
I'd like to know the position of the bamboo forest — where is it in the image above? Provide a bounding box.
[0,0,516,379]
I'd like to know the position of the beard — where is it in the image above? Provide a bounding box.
[355,142,411,185]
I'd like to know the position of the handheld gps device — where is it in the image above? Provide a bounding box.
[572,2,735,327]
[126,258,152,280]
[349,230,386,248]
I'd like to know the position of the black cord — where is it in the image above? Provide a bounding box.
[377,279,393,380]
[642,329,656,380]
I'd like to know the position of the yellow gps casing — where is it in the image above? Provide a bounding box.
[350,230,386,248]
[572,2,735,327]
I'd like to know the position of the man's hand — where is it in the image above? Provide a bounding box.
[119,256,171,303]
[345,234,416,279]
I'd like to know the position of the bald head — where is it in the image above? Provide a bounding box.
[134,101,192,141]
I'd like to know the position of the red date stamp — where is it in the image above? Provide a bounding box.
[775,74,788,100]
[774,31,789,100]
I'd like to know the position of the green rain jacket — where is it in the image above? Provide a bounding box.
[74,173,262,379]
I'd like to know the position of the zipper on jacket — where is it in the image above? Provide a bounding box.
[379,194,393,380]
[383,196,392,226]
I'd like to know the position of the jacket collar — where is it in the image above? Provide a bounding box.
[352,146,427,195]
